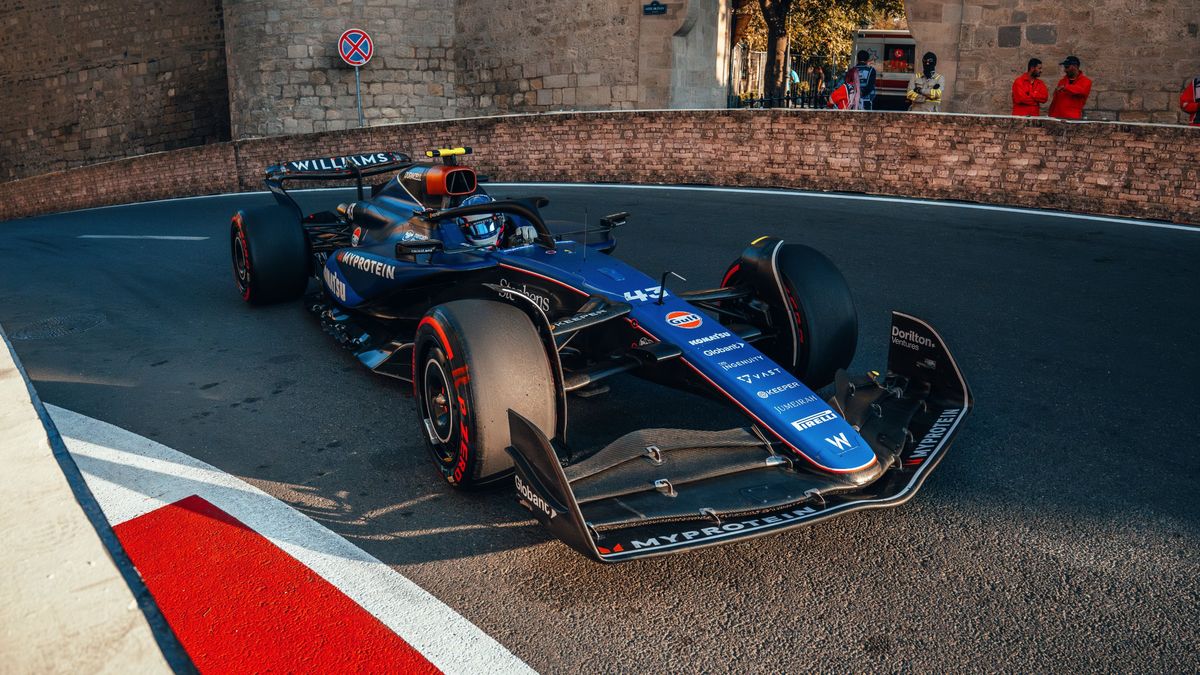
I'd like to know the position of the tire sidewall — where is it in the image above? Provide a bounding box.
[722,243,857,390]
[229,206,309,305]
[231,213,254,301]
[413,300,557,489]
[415,329,475,486]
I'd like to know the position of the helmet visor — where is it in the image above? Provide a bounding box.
[464,214,502,240]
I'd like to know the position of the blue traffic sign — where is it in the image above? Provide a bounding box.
[338,28,374,67]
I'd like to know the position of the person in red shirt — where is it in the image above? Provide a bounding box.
[1180,76,1200,126]
[826,76,858,110]
[1012,58,1048,116]
[1048,55,1092,120]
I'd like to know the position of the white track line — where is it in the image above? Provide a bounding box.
[46,404,535,675]
[77,235,209,240]
[42,182,1194,234]
[487,182,1198,233]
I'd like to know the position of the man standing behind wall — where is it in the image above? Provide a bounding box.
[1012,58,1048,116]
[1049,56,1092,120]
[849,51,877,110]
[1181,75,1200,126]
[907,52,945,112]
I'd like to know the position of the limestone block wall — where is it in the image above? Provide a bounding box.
[454,0,729,114]
[222,0,459,138]
[0,0,230,182]
[669,0,731,109]
[454,0,642,113]
[0,111,1195,226]
[908,0,1200,122]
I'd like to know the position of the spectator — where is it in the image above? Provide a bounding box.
[827,76,858,110]
[1011,58,1049,116]
[1048,55,1092,120]
[848,50,877,110]
[907,52,945,112]
[1181,75,1200,126]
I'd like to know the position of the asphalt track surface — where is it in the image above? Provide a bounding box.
[3,185,1198,672]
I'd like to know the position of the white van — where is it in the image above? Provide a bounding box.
[852,30,917,111]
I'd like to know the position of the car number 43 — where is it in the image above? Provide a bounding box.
[623,286,669,302]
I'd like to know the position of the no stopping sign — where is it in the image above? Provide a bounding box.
[338,28,373,67]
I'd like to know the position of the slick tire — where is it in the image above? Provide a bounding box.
[414,300,557,489]
[230,206,309,305]
[721,243,857,390]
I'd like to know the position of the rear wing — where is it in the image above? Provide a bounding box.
[265,152,412,182]
[264,151,414,215]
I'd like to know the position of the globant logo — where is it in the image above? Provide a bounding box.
[703,342,745,356]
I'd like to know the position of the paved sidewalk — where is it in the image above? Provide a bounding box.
[0,328,170,674]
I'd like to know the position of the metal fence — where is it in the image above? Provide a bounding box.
[729,43,838,109]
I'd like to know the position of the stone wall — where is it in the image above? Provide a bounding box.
[454,0,642,113]
[0,143,236,219]
[0,0,230,182]
[668,0,732,108]
[907,0,1200,122]
[222,0,459,139]
[1,111,1195,225]
[453,0,729,114]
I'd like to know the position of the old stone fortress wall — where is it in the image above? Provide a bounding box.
[0,0,1196,224]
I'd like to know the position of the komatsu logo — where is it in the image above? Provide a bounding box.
[624,507,819,551]
[908,409,960,461]
[515,475,556,520]
[688,331,731,346]
[339,251,396,279]
[791,409,837,431]
[323,267,347,302]
[891,325,937,351]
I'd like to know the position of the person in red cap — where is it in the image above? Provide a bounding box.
[1011,58,1048,116]
[1180,75,1200,126]
[1049,56,1092,120]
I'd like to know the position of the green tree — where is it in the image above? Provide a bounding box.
[742,0,905,103]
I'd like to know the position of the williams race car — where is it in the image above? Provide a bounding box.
[229,147,972,562]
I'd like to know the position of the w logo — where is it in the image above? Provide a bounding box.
[824,433,856,453]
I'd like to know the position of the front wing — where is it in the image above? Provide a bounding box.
[506,311,972,562]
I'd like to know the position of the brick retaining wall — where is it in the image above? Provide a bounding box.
[1,110,1196,225]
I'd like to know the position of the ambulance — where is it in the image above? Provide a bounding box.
[852,29,917,111]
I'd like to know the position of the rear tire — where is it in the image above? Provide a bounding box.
[230,205,309,304]
[414,300,557,489]
[721,242,857,390]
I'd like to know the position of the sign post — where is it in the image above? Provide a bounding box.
[337,28,374,128]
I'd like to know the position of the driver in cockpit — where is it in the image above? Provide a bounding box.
[457,194,538,248]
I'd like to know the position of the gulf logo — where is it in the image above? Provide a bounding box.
[666,311,703,329]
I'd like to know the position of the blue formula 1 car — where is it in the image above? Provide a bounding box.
[229,147,972,562]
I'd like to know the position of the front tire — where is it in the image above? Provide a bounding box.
[230,205,309,304]
[721,240,857,390]
[414,300,557,488]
